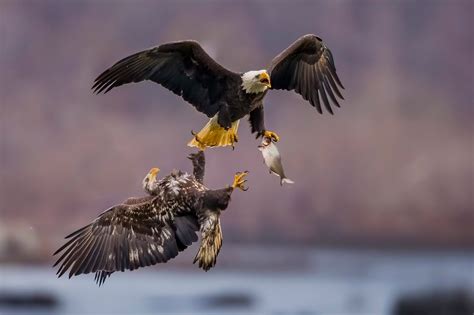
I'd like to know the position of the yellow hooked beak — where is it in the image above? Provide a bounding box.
[147,167,160,182]
[258,72,271,88]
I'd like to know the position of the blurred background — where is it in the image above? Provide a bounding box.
[1,0,473,314]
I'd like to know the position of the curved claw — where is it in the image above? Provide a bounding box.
[232,171,249,191]
[190,130,200,141]
[263,130,280,142]
[230,132,239,151]
[190,130,206,151]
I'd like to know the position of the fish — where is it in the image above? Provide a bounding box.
[258,137,294,186]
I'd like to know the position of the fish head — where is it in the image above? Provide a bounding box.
[258,136,272,150]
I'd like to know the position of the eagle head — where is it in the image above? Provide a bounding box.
[241,70,271,94]
[143,167,160,195]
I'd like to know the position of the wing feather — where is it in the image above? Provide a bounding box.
[53,198,198,285]
[174,215,199,249]
[325,69,344,100]
[70,233,97,277]
[79,234,103,275]
[323,75,340,108]
[52,231,85,265]
[93,41,240,118]
[308,65,322,113]
[269,34,344,114]
[58,232,95,277]
[315,64,332,114]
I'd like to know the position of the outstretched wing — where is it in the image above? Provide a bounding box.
[92,215,199,286]
[53,199,198,284]
[92,41,241,117]
[269,34,344,114]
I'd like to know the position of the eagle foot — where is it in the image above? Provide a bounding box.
[232,171,249,191]
[263,130,280,142]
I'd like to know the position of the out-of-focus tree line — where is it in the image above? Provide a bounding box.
[1,0,472,260]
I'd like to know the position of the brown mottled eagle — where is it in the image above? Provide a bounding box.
[92,34,344,149]
[53,151,248,285]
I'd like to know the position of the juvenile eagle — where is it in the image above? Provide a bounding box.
[92,34,344,149]
[53,151,248,285]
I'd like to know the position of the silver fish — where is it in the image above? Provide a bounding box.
[258,137,294,185]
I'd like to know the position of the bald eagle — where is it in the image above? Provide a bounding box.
[53,151,248,285]
[92,34,344,149]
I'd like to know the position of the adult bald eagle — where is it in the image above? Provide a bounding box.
[53,151,248,285]
[92,34,344,149]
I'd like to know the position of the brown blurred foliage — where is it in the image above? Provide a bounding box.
[1,0,473,252]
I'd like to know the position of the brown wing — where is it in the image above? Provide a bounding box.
[92,41,241,117]
[122,196,154,205]
[269,34,344,114]
[93,215,199,286]
[53,199,198,284]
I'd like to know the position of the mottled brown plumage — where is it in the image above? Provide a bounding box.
[53,151,248,285]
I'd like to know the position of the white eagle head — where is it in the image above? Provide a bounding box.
[241,70,271,94]
[143,167,160,195]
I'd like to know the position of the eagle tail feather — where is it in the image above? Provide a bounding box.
[188,116,239,150]
[193,220,222,271]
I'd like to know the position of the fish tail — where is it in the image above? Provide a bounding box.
[281,177,295,185]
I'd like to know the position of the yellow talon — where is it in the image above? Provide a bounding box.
[233,133,239,143]
[263,130,280,142]
[190,130,207,151]
[232,171,248,191]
